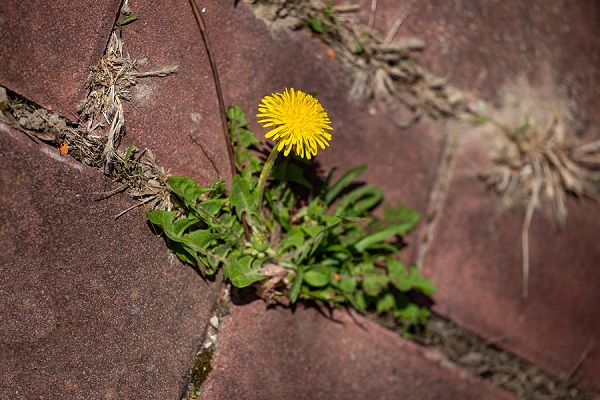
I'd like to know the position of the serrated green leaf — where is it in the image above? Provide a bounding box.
[195,198,227,217]
[278,227,305,253]
[302,225,322,238]
[227,256,264,288]
[303,265,330,287]
[147,210,177,231]
[227,105,248,127]
[309,223,340,257]
[207,242,234,269]
[168,176,211,208]
[247,154,263,175]
[333,276,357,293]
[300,219,343,261]
[209,180,226,198]
[167,239,196,265]
[376,292,396,314]
[289,265,304,303]
[237,128,260,147]
[229,174,258,219]
[387,258,408,289]
[325,165,367,205]
[180,229,219,253]
[173,215,201,236]
[363,275,389,296]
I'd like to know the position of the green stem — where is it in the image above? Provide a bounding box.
[257,146,280,214]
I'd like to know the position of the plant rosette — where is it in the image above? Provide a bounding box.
[148,88,435,330]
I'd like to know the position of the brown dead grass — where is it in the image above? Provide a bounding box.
[1,29,177,217]
[482,116,600,298]
[247,0,465,123]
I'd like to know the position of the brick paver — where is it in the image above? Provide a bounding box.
[0,0,121,117]
[200,299,515,400]
[0,124,220,398]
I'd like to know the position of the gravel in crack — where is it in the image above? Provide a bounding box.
[378,314,595,399]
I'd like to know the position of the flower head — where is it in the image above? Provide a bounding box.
[257,88,333,159]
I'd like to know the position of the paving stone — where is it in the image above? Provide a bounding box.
[0,0,122,117]
[199,299,515,400]
[0,1,446,397]
[0,123,220,398]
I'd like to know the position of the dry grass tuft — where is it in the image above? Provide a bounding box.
[78,31,177,175]
[481,113,600,298]
[247,0,465,121]
[1,30,177,217]
[75,30,178,215]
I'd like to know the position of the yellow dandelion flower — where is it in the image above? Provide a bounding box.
[257,88,333,159]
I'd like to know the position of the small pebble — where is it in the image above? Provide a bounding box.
[209,315,219,330]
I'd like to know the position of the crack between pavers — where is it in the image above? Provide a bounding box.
[407,313,596,400]
[182,284,232,399]
[414,120,461,269]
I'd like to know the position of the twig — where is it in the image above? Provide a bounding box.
[368,0,377,30]
[94,184,129,201]
[464,68,488,105]
[563,340,594,385]
[189,134,222,179]
[133,66,179,78]
[332,4,361,13]
[384,11,411,44]
[521,176,541,300]
[114,194,158,219]
[189,0,236,181]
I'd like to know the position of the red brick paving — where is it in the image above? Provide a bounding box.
[1,0,599,397]
[358,0,600,390]
[0,124,220,398]
[200,299,515,400]
[0,0,121,117]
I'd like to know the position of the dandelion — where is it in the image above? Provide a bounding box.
[257,88,332,160]
[256,88,333,212]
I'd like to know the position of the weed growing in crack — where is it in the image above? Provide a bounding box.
[148,93,435,331]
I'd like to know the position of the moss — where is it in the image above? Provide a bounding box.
[190,347,214,391]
